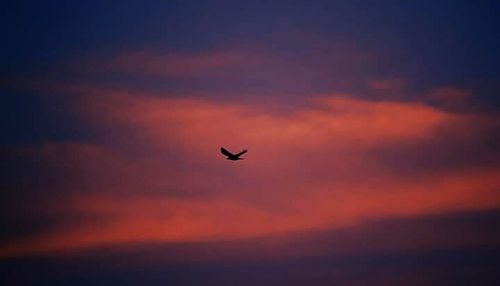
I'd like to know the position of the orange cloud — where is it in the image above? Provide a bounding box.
[2,91,499,258]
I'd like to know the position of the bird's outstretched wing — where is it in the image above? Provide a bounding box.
[220,147,234,157]
[235,150,247,157]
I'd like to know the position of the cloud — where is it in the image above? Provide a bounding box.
[3,209,500,286]
[426,86,473,111]
[368,78,407,93]
[67,35,380,96]
[2,88,499,257]
[92,50,260,78]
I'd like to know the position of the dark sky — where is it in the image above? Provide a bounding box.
[1,1,500,285]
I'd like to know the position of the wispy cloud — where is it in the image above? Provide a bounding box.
[85,50,260,78]
[368,78,407,92]
[427,86,474,111]
[2,87,499,257]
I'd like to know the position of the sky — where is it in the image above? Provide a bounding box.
[1,1,500,285]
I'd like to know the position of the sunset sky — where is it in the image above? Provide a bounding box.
[1,1,500,285]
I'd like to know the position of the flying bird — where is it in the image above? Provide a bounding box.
[220,147,247,161]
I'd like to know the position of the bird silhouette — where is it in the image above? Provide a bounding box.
[220,147,247,161]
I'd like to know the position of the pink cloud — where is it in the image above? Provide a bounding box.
[69,35,380,95]
[2,89,499,258]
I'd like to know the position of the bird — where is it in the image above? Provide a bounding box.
[220,147,247,161]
